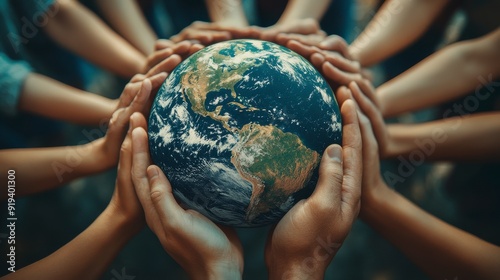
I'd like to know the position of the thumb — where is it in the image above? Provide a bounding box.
[311,144,344,203]
[147,165,185,227]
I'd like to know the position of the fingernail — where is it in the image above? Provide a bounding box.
[326,145,342,162]
[147,166,159,180]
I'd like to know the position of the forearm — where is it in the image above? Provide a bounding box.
[96,0,157,55]
[18,73,115,126]
[350,0,449,67]
[204,0,248,27]
[378,31,500,118]
[277,0,332,24]
[43,0,145,77]
[0,139,111,199]
[363,186,500,280]
[385,113,500,161]
[3,207,138,279]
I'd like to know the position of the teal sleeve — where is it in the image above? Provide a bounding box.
[0,53,33,115]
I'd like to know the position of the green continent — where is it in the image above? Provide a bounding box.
[230,124,320,222]
[179,43,263,132]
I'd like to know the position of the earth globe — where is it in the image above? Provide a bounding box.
[148,39,342,227]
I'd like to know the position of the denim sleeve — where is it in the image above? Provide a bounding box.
[0,53,33,115]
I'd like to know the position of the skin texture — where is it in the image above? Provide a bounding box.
[18,73,116,126]
[0,42,198,200]
[130,113,244,280]
[266,98,363,280]
[1,101,147,280]
[43,0,146,77]
[96,0,158,55]
[377,29,500,118]
[340,81,500,280]
[349,0,451,67]
[171,0,330,45]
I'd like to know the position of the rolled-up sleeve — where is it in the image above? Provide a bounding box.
[0,53,33,115]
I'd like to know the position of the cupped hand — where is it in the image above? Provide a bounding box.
[265,98,362,279]
[130,115,243,280]
[336,84,386,218]
[106,113,148,232]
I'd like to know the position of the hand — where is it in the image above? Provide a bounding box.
[130,114,243,280]
[259,18,326,43]
[265,98,362,279]
[171,21,233,45]
[93,77,154,171]
[346,80,389,158]
[336,84,386,219]
[142,40,204,75]
[282,35,366,89]
[106,113,148,233]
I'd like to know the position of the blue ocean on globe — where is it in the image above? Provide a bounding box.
[148,39,342,227]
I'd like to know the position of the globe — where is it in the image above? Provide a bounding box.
[148,39,342,227]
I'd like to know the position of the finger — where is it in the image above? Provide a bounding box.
[108,80,152,158]
[126,78,152,115]
[117,81,142,109]
[130,73,146,83]
[286,40,315,58]
[116,120,133,188]
[189,44,205,55]
[311,144,344,205]
[335,86,351,108]
[204,31,232,44]
[339,99,362,217]
[349,81,386,151]
[310,53,326,69]
[130,112,147,130]
[357,79,379,108]
[322,62,364,86]
[148,72,168,91]
[147,165,186,228]
[318,35,351,59]
[323,53,361,74]
[146,55,182,78]
[131,127,163,233]
[155,39,174,51]
[146,48,174,72]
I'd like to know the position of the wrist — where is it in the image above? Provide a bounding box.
[360,181,393,222]
[102,205,143,238]
[266,249,328,280]
[189,259,242,280]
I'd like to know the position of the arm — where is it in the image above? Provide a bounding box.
[276,0,332,25]
[344,82,500,279]
[3,116,145,279]
[95,0,158,55]
[43,0,146,77]
[377,29,500,118]
[363,186,500,280]
[385,112,500,161]
[3,207,139,279]
[349,0,450,67]
[0,78,156,200]
[205,0,248,27]
[18,73,115,125]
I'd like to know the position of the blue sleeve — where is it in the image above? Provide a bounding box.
[0,53,33,116]
[17,0,57,18]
